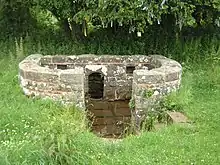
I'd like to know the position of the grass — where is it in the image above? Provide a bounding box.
[0,38,220,164]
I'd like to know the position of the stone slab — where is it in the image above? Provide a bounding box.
[167,112,190,124]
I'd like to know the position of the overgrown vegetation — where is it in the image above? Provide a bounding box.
[0,36,220,164]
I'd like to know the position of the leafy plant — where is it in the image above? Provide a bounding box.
[141,111,158,131]
[129,98,135,111]
[142,89,154,98]
[157,92,185,112]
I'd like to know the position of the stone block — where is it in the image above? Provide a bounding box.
[107,77,117,87]
[104,87,117,100]
[25,71,59,83]
[116,86,132,100]
[165,67,181,82]
[52,56,68,63]
[39,57,52,66]
[59,83,84,92]
[117,79,131,87]
[107,64,126,77]
[60,73,84,85]
[85,65,108,76]
[165,71,179,82]
[24,71,40,80]
[133,70,165,84]
[42,72,59,83]
[167,112,190,124]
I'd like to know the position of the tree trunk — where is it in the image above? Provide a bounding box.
[70,21,85,41]
[59,19,72,40]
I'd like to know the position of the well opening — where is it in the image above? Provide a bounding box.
[126,65,135,75]
[57,64,67,70]
[88,72,104,99]
[86,71,131,138]
[87,99,131,138]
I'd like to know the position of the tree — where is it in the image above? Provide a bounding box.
[33,0,88,40]
[0,0,36,38]
[74,0,220,36]
[0,0,219,39]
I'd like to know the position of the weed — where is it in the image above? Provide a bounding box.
[142,89,154,98]
[129,98,135,111]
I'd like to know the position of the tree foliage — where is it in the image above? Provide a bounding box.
[0,0,219,38]
[75,0,220,34]
[0,0,36,37]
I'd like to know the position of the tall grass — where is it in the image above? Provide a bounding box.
[0,36,220,164]
[1,34,219,63]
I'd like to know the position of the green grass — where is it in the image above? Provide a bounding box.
[0,38,220,164]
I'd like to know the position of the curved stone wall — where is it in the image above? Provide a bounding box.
[19,54,182,136]
[19,54,85,108]
[131,55,182,130]
[19,54,163,107]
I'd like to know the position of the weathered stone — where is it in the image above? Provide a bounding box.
[25,71,59,83]
[60,73,84,84]
[108,77,117,87]
[167,112,190,124]
[165,71,179,82]
[85,65,108,76]
[165,67,181,82]
[52,55,68,63]
[19,54,182,137]
[133,70,165,84]
[105,87,117,99]
[116,86,132,100]
[59,84,84,92]
[39,56,52,66]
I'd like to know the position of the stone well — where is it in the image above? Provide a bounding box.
[19,54,182,137]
